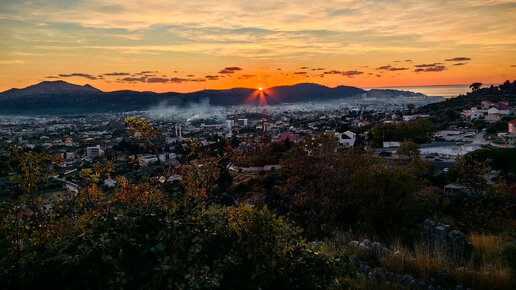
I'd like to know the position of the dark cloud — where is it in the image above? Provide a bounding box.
[170,78,188,83]
[323,70,341,74]
[205,75,219,80]
[414,68,424,72]
[58,73,97,80]
[103,72,130,76]
[445,57,471,61]
[511,65,516,67]
[187,74,195,77]
[453,63,467,66]
[389,67,409,71]
[218,67,242,74]
[311,68,325,71]
[405,59,413,62]
[122,77,147,82]
[414,63,443,67]
[376,65,391,70]
[298,66,309,69]
[424,65,447,72]
[341,70,363,77]
[393,60,401,63]
[294,71,307,75]
[147,77,169,83]
[376,74,382,77]
[45,76,59,79]
[189,78,207,82]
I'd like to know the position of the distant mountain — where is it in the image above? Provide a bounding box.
[0,81,423,115]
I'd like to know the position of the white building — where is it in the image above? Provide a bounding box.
[337,131,356,147]
[86,145,102,160]
[237,118,248,127]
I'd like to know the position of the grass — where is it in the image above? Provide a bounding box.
[334,232,515,289]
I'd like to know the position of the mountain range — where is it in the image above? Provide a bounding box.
[0,81,424,115]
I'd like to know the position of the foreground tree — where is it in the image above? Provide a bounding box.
[0,119,356,289]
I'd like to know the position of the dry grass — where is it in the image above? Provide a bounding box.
[468,233,503,264]
[453,265,514,290]
[381,242,450,280]
[326,232,515,289]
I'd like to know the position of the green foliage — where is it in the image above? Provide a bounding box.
[397,140,420,158]
[449,192,512,233]
[271,134,430,239]
[465,148,516,178]
[369,118,433,147]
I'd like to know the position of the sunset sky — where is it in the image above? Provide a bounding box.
[1,0,515,93]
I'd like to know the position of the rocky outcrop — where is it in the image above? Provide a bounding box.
[420,219,471,260]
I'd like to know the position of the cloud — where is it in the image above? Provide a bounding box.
[122,77,147,82]
[445,57,471,61]
[147,77,169,83]
[453,62,467,66]
[218,67,242,74]
[414,68,424,72]
[298,66,309,69]
[205,75,219,80]
[58,73,97,80]
[103,72,130,76]
[294,71,307,75]
[170,77,188,83]
[424,65,447,72]
[341,70,363,77]
[323,70,341,74]
[45,75,60,79]
[377,65,391,70]
[311,68,325,71]
[389,67,409,71]
[511,65,516,67]
[414,63,443,67]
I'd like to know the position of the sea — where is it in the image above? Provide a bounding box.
[362,84,480,98]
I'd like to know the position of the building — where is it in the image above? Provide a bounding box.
[337,131,356,147]
[485,113,502,123]
[509,119,516,133]
[86,145,102,160]
[274,132,299,143]
[237,118,248,127]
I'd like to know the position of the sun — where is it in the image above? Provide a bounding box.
[258,87,263,91]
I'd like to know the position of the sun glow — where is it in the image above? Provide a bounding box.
[259,87,263,91]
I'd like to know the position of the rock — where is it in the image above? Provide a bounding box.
[359,239,371,248]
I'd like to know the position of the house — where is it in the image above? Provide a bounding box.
[461,107,486,120]
[337,131,356,147]
[275,132,299,143]
[485,113,502,123]
[495,102,512,115]
[487,107,500,115]
[509,119,516,133]
[104,178,117,188]
[443,183,469,196]
[481,101,496,109]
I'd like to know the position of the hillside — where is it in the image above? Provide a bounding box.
[0,81,426,115]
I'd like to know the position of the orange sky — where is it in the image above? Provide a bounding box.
[1,0,515,93]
